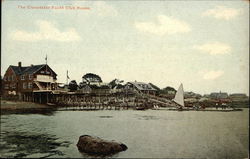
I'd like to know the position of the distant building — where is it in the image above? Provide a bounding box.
[2,62,57,99]
[77,84,92,94]
[125,81,157,95]
[210,92,229,99]
[110,84,124,93]
[184,91,202,99]
[203,94,210,98]
[58,84,70,92]
[229,93,249,102]
[78,84,110,95]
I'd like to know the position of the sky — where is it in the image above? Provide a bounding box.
[1,0,249,95]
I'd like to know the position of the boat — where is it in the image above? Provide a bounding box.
[135,106,147,110]
[168,83,192,111]
[46,102,56,106]
[173,83,186,110]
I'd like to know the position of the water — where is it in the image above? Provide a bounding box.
[0,109,249,158]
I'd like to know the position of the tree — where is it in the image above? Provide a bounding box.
[160,86,177,94]
[78,82,86,89]
[108,79,124,89]
[69,80,78,91]
[82,73,102,84]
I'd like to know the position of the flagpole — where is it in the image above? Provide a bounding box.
[67,70,68,85]
[45,54,48,103]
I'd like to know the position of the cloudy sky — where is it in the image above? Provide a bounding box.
[2,0,249,95]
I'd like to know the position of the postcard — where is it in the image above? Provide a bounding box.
[1,0,249,158]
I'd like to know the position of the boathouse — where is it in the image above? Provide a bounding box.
[125,81,157,95]
[2,62,58,102]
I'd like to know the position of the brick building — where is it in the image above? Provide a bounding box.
[2,62,57,101]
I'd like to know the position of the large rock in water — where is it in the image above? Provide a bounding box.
[76,135,128,155]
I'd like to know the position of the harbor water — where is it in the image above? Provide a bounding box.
[0,108,249,158]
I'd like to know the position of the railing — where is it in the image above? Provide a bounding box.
[34,75,56,83]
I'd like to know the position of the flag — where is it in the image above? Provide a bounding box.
[67,70,70,79]
[45,54,48,64]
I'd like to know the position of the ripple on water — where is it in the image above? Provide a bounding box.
[0,131,71,158]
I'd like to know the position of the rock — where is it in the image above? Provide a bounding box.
[76,135,128,155]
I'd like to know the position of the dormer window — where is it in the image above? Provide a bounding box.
[21,75,25,80]
[41,71,45,74]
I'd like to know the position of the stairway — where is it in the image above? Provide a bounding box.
[34,81,44,90]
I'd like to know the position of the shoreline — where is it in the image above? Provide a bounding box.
[0,100,55,114]
[1,100,248,115]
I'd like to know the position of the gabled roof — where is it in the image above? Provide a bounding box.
[10,66,29,75]
[9,64,57,76]
[210,92,228,99]
[22,65,45,74]
[127,82,157,91]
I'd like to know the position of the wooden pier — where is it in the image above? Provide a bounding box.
[17,90,170,111]
[52,93,152,111]
[19,91,173,111]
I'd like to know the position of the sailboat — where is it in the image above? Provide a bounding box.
[173,83,186,110]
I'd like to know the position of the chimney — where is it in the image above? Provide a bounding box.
[31,64,34,67]
[18,62,22,67]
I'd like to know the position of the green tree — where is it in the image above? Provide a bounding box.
[69,80,78,91]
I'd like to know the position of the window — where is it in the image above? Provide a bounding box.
[41,71,45,73]
[23,82,27,89]
[28,82,33,89]
[8,76,11,81]
[4,84,9,89]
[21,75,25,80]
[29,74,33,80]
[12,75,15,81]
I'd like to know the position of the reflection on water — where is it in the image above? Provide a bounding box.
[134,114,159,120]
[78,150,120,158]
[1,108,56,116]
[0,131,71,158]
[99,116,113,118]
